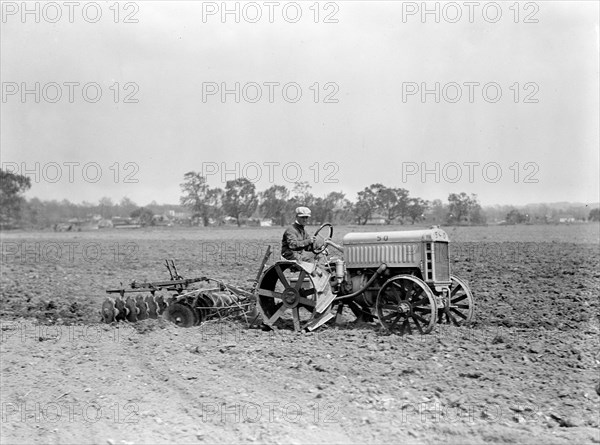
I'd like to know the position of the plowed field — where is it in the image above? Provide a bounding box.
[1,224,599,444]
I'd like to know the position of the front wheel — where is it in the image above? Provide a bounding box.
[438,275,474,326]
[376,275,437,335]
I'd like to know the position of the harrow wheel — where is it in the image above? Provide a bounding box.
[164,302,197,327]
[257,261,319,331]
[438,275,474,326]
[376,275,437,335]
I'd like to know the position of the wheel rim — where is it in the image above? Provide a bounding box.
[164,303,197,327]
[257,262,318,331]
[439,276,474,326]
[376,275,437,335]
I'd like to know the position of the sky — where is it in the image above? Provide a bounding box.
[1,1,599,207]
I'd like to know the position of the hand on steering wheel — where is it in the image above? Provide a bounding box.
[312,223,334,255]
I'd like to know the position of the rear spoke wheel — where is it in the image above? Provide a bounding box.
[257,262,320,331]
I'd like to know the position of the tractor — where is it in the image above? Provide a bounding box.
[256,224,474,334]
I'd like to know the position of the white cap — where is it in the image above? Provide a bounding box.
[295,206,311,217]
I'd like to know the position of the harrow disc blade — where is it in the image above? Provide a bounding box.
[145,295,159,319]
[164,303,197,327]
[155,295,168,315]
[125,296,139,322]
[136,295,149,320]
[101,298,116,323]
[114,296,128,322]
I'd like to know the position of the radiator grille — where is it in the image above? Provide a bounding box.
[346,243,417,267]
[434,242,450,281]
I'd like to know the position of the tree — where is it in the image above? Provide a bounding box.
[130,207,154,226]
[118,197,138,217]
[447,193,486,225]
[354,186,378,224]
[290,181,314,207]
[206,188,225,225]
[374,185,399,224]
[428,199,446,224]
[0,169,32,228]
[354,184,410,224]
[323,191,352,224]
[180,172,212,226]
[223,178,258,226]
[589,208,600,222]
[407,198,429,224]
[260,185,290,226]
[98,197,114,219]
[506,209,527,224]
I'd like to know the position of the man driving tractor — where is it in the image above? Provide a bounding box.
[281,206,324,261]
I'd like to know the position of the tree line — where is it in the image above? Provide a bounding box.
[1,168,598,229]
[178,172,486,227]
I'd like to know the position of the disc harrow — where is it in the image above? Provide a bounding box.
[102,253,271,327]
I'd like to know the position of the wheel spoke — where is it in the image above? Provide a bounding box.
[405,319,413,335]
[380,304,398,310]
[295,269,307,290]
[413,313,428,324]
[410,287,424,301]
[292,307,300,331]
[275,265,290,288]
[453,304,470,309]
[390,313,402,328]
[298,296,316,307]
[451,294,467,303]
[299,288,316,298]
[257,288,284,299]
[391,281,404,291]
[412,297,431,307]
[413,306,431,313]
[450,308,468,319]
[411,315,423,334]
[385,287,402,303]
[267,305,287,325]
[381,312,398,321]
[451,285,462,296]
[398,318,408,335]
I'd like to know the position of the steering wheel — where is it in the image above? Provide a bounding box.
[312,223,334,255]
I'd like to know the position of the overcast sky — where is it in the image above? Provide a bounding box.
[1,1,598,207]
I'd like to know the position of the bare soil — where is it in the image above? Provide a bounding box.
[1,224,599,444]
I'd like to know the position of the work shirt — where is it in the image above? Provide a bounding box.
[281,222,313,260]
